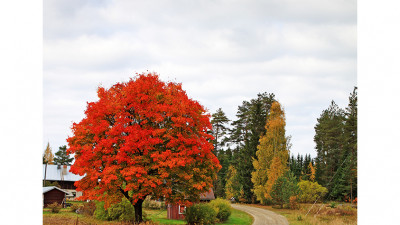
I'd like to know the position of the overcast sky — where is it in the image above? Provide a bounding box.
[43,0,356,158]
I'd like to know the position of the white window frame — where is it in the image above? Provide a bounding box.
[178,205,186,214]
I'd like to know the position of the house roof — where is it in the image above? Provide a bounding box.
[43,186,70,194]
[43,164,84,182]
[200,189,215,201]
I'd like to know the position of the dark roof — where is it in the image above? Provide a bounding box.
[200,189,215,201]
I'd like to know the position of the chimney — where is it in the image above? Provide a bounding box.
[62,165,68,176]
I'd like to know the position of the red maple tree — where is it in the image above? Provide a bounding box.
[67,73,221,222]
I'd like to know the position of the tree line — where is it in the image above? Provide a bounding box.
[43,142,74,165]
[210,87,357,204]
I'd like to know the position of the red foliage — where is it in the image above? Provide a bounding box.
[67,72,221,208]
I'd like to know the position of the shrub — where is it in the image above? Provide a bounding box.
[70,204,79,213]
[297,180,328,203]
[330,202,337,208]
[94,201,109,220]
[185,203,217,225]
[48,202,61,213]
[289,196,299,210]
[94,199,135,222]
[209,198,232,222]
[107,198,135,222]
[143,196,164,210]
[80,201,96,216]
[43,181,61,188]
[270,172,299,208]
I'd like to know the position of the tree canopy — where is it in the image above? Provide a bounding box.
[67,73,221,222]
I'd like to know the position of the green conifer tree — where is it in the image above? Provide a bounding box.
[54,145,74,165]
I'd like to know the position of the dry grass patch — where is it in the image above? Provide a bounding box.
[249,203,357,225]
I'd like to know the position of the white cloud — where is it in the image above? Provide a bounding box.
[43,0,356,157]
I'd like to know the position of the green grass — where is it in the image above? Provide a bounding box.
[144,208,253,225]
[145,209,186,224]
[220,208,253,225]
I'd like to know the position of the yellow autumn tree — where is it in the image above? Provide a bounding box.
[43,142,54,164]
[251,101,290,204]
[308,162,316,182]
[225,165,241,200]
[264,156,286,199]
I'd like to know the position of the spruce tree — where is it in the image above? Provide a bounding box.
[344,87,357,201]
[54,145,74,165]
[314,101,345,199]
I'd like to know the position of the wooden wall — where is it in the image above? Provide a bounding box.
[43,189,65,207]
[167,204,185,220]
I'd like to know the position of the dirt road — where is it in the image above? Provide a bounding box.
[232,204,289,225]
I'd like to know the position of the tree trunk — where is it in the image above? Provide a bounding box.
[134,198,144,223]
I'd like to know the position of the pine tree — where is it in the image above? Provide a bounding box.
[54,145,74,165]
[344,87,357,201]
[43,142,54,164]
[314,101,345,199]
[251,101,290,204]
[211,108,230,198]
[211,108,230,153]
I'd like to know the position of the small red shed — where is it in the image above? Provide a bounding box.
[167,189,215,220]
[43,186,69,207]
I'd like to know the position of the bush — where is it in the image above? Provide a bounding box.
[48,202,61,213]
[70,204,79,213]
[209,198,232,222]
[185,203,217,225]
[143,196,165,210]
[270,172,299,208]
[79,201,96,216]
[94,201,109,220]
[297,180,328,203]
[94,199,135,222]
[289,196,299,210]
[107,199,135,221]
[43,181,61,188]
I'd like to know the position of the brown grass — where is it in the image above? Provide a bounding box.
[248,203,357,225]
[43,209,158,225]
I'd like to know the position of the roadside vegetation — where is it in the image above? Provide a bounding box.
[250,202,357,225]
[43,199,253,225]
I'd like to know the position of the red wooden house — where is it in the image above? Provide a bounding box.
[167,189,215,220]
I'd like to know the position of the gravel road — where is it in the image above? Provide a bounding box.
[232,204,289,225]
